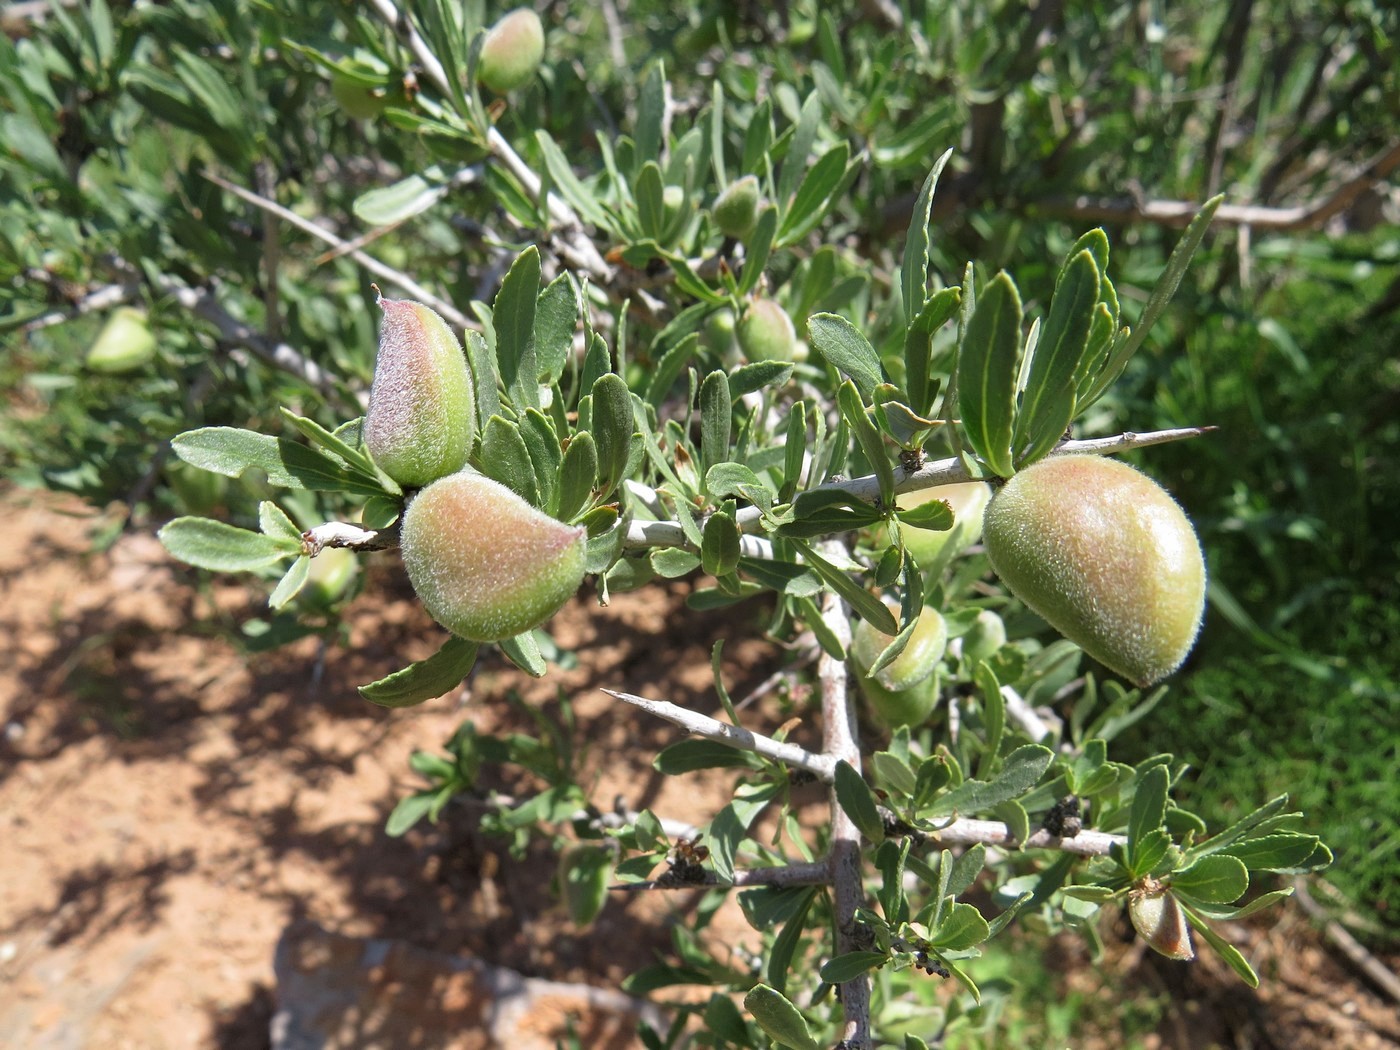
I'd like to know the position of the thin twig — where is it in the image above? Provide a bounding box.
[202,171,476,333]
[19,279,139,333]
[815,574,871,1050]
[613,860,830,892]
[602,689,835,782]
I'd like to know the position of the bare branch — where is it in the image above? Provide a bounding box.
[1038,139,1400,231]
[928,817,1124,857]
[816,578,872,1050]
[612,860,830,892]
[601,689,835,782]
[19,279,139,333]
[202,171,477,333]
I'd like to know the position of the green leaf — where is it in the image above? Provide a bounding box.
[957,272,1022,477]
[635,61,666,168]
[699,370,732,478]
[1218,833,1324,872]
[1080,195,1224,408]
[930,901,991,950]
[729,358,793,397]
[645,332,699,407]
[1172,855,1248,904]
[766,887,817,994]
[1128,765,1170,864]
[872,751,918,797]
[500,631,547,677]
[927,745,1054,818]
[901,149,954,324]
[534,273,579,385]
[353,169,453,226]
[839,381,895,509]
[494,246,542,409]
[780,490,883,538]
[358,636,479,708]
[791,540,898,635]
[834,760,886,843]
[534,132,614,229]
[806,313,883,400]
[701,511,742,577]
[258,501,303,545]
[158,517,296,572]
[591,374,635,500]
[737,205,779,296]
[818,951,887,985]
[708,782,779,883]
[777,142,849,244]
[946,843,985,897]
[477,416,539,505]
[1014,249,1099,465]
[1184,908,1260,987]
[385,791,438,837]
[635,160,666,240]
[905,287,961,417]
[743,985,820,1050]
[653,739,762,774]
[558,432,598,521]
[895,499,954,531]
[520,409,562,516]
[268,555,311,609]
[171,428,382,495]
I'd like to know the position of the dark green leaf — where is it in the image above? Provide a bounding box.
[791,540,898,635]
[494,247,542,409]
[1128,765,1170,863]
[743,985,820,1050]
[839,381,895,510]
[591,374,635,500]
[927,745,1054,818]
[701,511,741,577]
[478,415,539,506]
[534,273,579,385]
[834,760,886,843]
[737,205,779,296]
[901,150,954,324]
[358,636,479,708]
[930,901,991,950]
[171,428,381,495]
[558,432,598,521]
[777,142,849,244]
[957,272,1022,477]
[818,951,887,985]
[1172,855,1248,904]
[699,370,731,478]
[653,739,763,774]
[729,358,793,397]
[499,631,547,677]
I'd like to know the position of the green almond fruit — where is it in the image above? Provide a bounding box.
[1129,883,1195,960]
[478,8,545,94]
[860,669,941,729]
[302,546,360,610]
[983,455,1206,687]
[875,481,992,569]
[86,307,157,374]
[712,175,761,239]
[961,609,1007,667]
[736,298,797,362]
[364,296,476,489]
[401,471,586,642]
[851,604,949,693]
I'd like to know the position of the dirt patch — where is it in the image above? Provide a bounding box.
[0,487,1396,1048]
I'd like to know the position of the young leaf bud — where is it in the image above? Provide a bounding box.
[400,471,586,642]
[364,296,476,489]
[86,307,157,374]
[983,455,1206,687]
[478,8,545,94]
[737,298,797,362]
[713,175,761,239]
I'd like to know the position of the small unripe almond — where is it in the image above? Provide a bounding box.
[875,482,992,568]
[962,609,1007,667]
[713,175,761,239]
[401,471,586,642]
[1129,881,1195,960]
[303,546,360,609]
[331,73,387,120]
[86,307,157,373]
[478,8,545,94]
[983,456,1206,687]
[737,298,797,362]
[364,297,476,489]
[851,605,949,693]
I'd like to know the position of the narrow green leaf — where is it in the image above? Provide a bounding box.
[591,374,635,499]
[645,332,700,407]
[818,951,887,985]
[1128,765,1170,863]
[158,517,295,572]
[635,62,666,169]
[777,142,849,244]
[791,540,898,634]
[781,401,807,502]
[358,636,479,708]
[520,409,562,516]
[259,501,303,545]
[171,428,381,495]
[777,91,823,206]
[635,160,666,240]
[1218,833,1324,872]
[709,783,779,883]
[494,246,542,409]
[930,901,991,950]
[838,381,894,509]
[558,432,598,521]
[1014,249,1099,465]
[729,356,791,397]
[353,169,452,226]
[534,273,579,385]
[834,760,886,843]
[737,205,779,295]
[1080,195,1224,408]
[701,511,742,577]
[901,149,954,324]
[928,745,1054,818]
[767,888,817,994]
[699,370,732,478]
[268,555,312,610]
[956,273,1021,477]
[499,631,547,677]
[1184,909,1260,987]
[653,739,762,774]
[534,131,614,228]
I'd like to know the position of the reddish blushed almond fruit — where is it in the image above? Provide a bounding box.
[401,471,586,642]
[983,455,1206,687]
[364,297,476,489]
[478,8,545,94]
